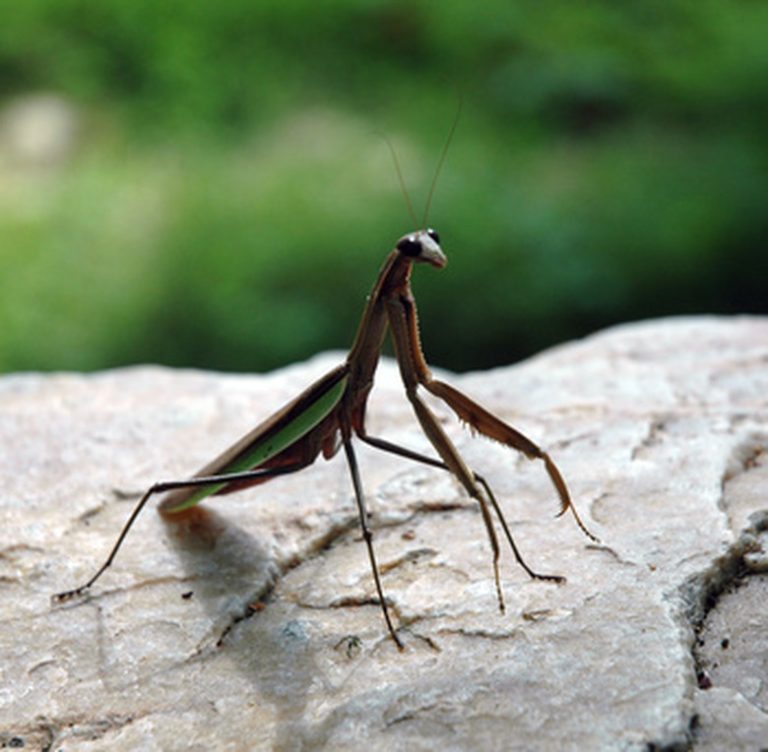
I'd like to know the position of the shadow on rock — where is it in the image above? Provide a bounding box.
[160,504,327,748]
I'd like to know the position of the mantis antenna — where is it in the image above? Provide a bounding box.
[380,96,463,230]
[379,132,419,229]
[421,97,462,229]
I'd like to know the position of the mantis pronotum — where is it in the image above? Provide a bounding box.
[57,132,597,649]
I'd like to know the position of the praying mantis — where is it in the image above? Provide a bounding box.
[57,139,597,650]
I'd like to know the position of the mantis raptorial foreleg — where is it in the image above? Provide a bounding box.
[379,259,596,620]
[424,379,597,541]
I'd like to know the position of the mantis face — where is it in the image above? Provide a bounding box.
[395,228,446,268]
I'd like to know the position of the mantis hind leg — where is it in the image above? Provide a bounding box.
[54,462,310,602]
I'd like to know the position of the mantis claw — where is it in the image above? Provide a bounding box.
[53,585,87,603]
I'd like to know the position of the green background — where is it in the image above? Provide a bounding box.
[1,1,766,373]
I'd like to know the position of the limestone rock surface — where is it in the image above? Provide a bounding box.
[0,316,766,751]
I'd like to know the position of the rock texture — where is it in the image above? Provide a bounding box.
[0,316,766,751]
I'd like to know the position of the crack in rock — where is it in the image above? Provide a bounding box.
[680,511,768,748]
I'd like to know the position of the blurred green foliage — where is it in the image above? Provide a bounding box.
[0,0,766,373]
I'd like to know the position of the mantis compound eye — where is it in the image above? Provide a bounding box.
[426,228,440,244]
[396,236,422,257]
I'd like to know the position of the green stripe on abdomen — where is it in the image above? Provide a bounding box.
[165,374,348,512]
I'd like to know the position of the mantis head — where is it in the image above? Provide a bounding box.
[396,229,446,269]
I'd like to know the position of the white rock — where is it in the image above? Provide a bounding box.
[0,316,766,750]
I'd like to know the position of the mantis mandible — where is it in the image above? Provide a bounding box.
[57,145,597,650]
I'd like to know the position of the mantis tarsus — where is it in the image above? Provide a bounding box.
[56,142,597,650]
